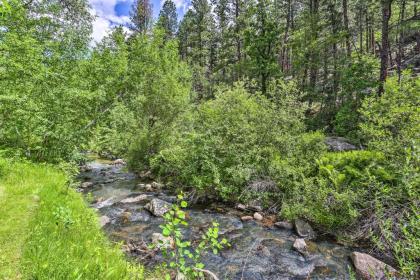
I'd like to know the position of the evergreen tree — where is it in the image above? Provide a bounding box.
[157,0,178,39]
[130,0,153,34]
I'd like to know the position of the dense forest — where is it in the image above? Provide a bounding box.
[0,0,419,279]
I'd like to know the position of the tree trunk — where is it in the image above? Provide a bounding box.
[379,0,393,96]
[308,0,319,106]
[343,0,351,56]
[281,0,292,72]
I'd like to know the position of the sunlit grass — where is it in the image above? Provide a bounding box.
[0,158,145,279]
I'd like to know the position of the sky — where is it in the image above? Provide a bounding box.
[89,0,191,43]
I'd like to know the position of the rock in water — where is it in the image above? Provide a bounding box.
[145,198,172,217]
[241,216,254,222]
[293,238,307,255]
[151,181,163,190]
[113,159,126,165]
[294,219,316,239]
[274,221,294,230]
[325,137,357,152]
[351,252,397,280]
[99,215,110,227]
[120,194,148,204]
[235,203,247,211]
[253,212,263,221]
[81,181,93,188]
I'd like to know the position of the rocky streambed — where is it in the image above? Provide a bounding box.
[78,160,396,280]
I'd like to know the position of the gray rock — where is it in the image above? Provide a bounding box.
[120,194,148,204]
[113,159,126,165]
[241,215,254,222]
[294,219,316,239]
[293,238,307,255]
[94,197,115,209]
[325,137,358,152]
[236,203,247,211]
[151,181,163,190]
[129,210,151,222]
[145,198,172,217]
[253,212,263,221]
[351,252,398,280]
[99,215,110,227]
[274,221,294,230]
[81,181,93,188]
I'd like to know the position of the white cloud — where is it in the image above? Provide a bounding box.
[89,0,132,44]
[172,0,190,11]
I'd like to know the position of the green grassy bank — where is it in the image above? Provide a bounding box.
[0,158,144,279]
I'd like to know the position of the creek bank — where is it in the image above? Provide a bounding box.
[79,160,398,280]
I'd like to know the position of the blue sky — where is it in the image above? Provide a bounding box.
[89,0,191,43]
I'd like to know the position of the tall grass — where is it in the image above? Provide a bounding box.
[0,158,144,279]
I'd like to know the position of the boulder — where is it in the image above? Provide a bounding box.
[81,181,93,189]
[145,198,172,217]
[274,221,294,230]
[351,252,398,280]
[294,219,316,239]
[253,212,263,221]
[145,184,154,192]
[241,216,254,222]
[152,233,174,249]
[236,203,247,211]
[120,194,148,204]
[94,197,115,209]
[325,137,358,152]
[151,181,163,190]
[293,238,307,255]
[113,159,126,165]
[99,215,110,227]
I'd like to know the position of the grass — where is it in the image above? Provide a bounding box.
[0,158,145,279]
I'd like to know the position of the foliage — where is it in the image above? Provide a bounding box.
[334,54,379,139]
[0,0,95,163]
[152,82,309,201]
[359,73,420,162]
[0,158,143,279]
[155,193,229,279]
[89,29,191,166]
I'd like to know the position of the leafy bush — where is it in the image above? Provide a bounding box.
[151,82,309,201]
[281,150,393,229]
[359,73,419,162]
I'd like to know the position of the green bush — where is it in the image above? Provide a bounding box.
[359,73,419,162]
[281,150,393,229]
[151,82,310,201]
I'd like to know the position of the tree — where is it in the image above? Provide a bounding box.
[378,0,393,95]
[157,0,178,40]
[243,0,280,95]
[130,0,153,34]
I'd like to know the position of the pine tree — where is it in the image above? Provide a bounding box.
[130,0,153,34]
[157,0,178,40]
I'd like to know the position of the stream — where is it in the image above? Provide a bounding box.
[79,159,355,280]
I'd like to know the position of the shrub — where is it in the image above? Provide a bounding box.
[281,150,393,229]
[151,82,308,201]
[359,73,419,162]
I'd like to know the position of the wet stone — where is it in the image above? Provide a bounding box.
[294,219,316,239]
[81,159,358,280]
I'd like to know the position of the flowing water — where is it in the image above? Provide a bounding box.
[79,160,355,280]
